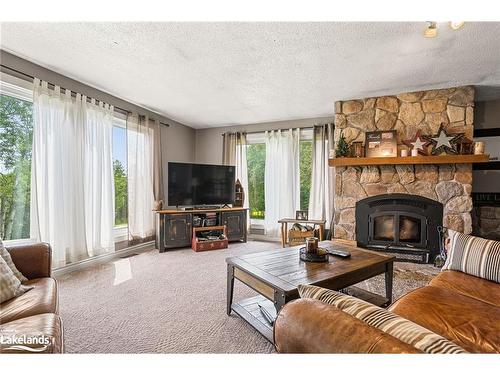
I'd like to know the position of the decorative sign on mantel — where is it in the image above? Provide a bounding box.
[365,130,397,158]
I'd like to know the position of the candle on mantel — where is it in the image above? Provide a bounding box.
[401,149,408,157]
[411,149,418,157]
[474,141,485,155]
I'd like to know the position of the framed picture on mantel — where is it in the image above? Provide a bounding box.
[365,130,397,158]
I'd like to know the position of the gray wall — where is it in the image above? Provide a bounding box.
[194,116,334,164]
[475,99,500,129]
[161,123,196,203]
[1,50,196,202]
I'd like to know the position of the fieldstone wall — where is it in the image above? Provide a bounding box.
[333,86,474,240]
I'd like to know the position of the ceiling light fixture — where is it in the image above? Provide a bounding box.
[424,21,465,38]
[449,21,465,30]
[424,22,438,38]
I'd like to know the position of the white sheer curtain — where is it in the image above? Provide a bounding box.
[127,114,155,240]
[308,124,335,231]
[222,132,249,209]
[30,79,115,268]
[235,134,249,209]
[264,129,300,237]
[83,99,115,257]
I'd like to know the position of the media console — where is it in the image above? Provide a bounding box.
[155,207,248,252]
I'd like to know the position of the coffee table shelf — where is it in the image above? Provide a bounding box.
[231,296,276,342]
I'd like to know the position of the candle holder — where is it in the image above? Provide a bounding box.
[305,237,319,254]
[351,142,364,158]
[474,141,485,155]
[457,137,473,155]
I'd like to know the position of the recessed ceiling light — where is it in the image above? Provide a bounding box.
[450,21,465,30]
[424,22,438,38]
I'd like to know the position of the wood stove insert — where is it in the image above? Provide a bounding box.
[355,194,443,263]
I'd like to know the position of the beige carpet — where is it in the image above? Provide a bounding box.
[56,241,439,353]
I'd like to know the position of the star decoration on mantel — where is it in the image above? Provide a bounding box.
[402,131,431,155]
[425,124,463,155]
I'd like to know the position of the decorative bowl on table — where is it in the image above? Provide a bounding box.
[299,247,329,263]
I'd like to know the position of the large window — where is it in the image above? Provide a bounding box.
[112,116,128,228]
[246,130,313,220]
[0,79,34,241]
[247,143,266,219]
[1,75,129,243]
[299,140,312,211]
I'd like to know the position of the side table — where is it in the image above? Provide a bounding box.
[277,218,326,248]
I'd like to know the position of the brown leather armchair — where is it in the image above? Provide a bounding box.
[0,243,63,354]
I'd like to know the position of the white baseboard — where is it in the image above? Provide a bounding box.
[52,241,155,277]
[247,234,281,243]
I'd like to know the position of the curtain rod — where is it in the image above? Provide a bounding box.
[221,124,333,136]
[1,64,170,127]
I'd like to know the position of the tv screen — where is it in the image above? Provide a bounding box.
[168,162,235,206]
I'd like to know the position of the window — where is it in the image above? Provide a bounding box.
[112,115,128,228]
[247,142,266,219]
[299,139,313,211]
[0,77,34,241]
[246,129,313,220]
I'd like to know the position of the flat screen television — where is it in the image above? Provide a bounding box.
[168,162,235,206]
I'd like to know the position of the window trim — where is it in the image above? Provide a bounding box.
[0,74,33,102]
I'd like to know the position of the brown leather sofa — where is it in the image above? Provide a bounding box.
[274,269,500,353]
[0,243,63,354]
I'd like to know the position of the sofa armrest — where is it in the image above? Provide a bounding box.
[6,243,52,279]
[273,298,421,353]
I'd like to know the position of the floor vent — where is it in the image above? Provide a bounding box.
[250,227,266,235]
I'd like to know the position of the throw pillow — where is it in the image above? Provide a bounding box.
[0,256,32,304]
[298,284,466,354]
[443,230,500,284]
[0,239,28,282]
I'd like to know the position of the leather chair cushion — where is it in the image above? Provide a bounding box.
[0,278,58,324]
[0,313,63,353]
[429,270,500,307]
[389,285,500,353]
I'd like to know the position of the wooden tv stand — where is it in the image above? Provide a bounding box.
[155,207,248,252]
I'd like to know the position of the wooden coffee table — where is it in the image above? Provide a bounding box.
[226,240,395,342]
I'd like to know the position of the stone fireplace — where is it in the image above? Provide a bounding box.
[333,86,475,249]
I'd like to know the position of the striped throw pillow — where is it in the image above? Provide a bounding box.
[443,230,500,283]
[298,284,466,354]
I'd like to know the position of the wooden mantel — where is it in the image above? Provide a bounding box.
[328,154,490,167]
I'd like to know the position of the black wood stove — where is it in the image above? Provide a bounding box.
[355,194,443,263]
